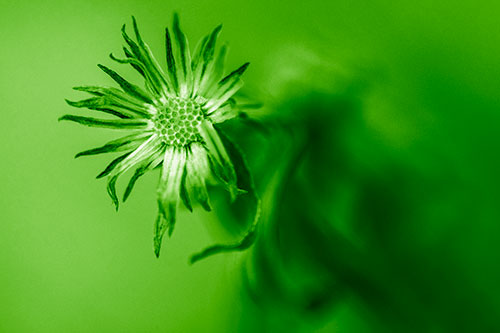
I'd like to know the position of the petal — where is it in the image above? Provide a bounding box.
[107,175,120,210]
[157,146,187,234]
[153,206,171,258]
[58,115,149,129]
[206,100,238,124]
[70,86,153,118]
[96,152,132,179]
[179,169,192,212]
[66,98,130,119]
[121,47,146,77]
[105,135,163,210]
[198,44,227,97]
[204,62,249,113]
[121,18,171,97]
[191,25,222,96]
[75,132,150,158]
[191,35,209,72]
[123,151,164,202]
[185,143,212,211]
[171,13,193,97]
[131,17,176,94]
[198,120,238,200]
[164,27,178,92]
[108,135,162,178]
[97,64,153,104]
[110,51,159,97]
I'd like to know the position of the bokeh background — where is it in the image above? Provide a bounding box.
[2,0,500,332]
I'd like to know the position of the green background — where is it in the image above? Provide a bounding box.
[1,0,500,332]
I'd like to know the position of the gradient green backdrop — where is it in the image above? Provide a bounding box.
[1,0,500,332]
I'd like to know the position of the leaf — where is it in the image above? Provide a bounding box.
[190,228,258,264]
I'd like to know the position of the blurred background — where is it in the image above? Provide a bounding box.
[1,0,500,332]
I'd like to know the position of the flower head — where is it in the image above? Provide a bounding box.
[60,15,250,257]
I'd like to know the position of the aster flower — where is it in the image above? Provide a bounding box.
[60,15,255,259]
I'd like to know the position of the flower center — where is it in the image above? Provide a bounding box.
[153,97,204,147]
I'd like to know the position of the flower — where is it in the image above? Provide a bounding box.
[60,15,250,257]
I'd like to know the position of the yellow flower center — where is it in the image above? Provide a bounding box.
[153,97,204,147]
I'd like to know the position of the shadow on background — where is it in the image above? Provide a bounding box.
[224,57,500,331]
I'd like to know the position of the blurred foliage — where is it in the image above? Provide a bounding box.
[221,42,500,331]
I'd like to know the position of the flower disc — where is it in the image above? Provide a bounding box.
[153,97,204,147]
